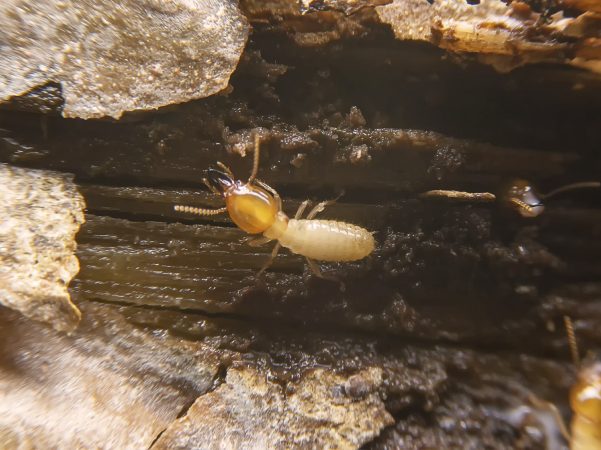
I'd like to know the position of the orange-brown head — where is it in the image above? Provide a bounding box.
[206,168,278,234]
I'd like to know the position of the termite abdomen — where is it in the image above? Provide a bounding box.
[279,219,375,262]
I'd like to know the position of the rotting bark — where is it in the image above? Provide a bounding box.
[68,205,601,355]
[1,1,601,449]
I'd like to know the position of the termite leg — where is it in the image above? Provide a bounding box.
[306,257,345,291]
[248,133,261,184]
[527,394,570,441]
[258,242,281,275]
[306,199,333,219]
[174,205,227,216]
[257,200,311,275]
[524,315,581,444]
[306,257,325,278]
[257,200,309,275]
[245,236,272,247]
[306,191,344,219]
[306,201,329,220]
[216,161,235,179]
[255,179,282,210]
[295,200,311,219]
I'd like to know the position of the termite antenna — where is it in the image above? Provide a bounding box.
[564,315,580,367]
[507,197,540,217]
[216,162,235,179]
[543,181,600,200]
[174,205,227,216]
[248,133,261,184]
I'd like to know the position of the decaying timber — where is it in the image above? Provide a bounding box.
[1,0,601,449]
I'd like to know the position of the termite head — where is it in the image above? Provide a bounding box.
[225,184,279,234]
[570,359,601,426]
[205,167,279,234]
[177,136,286,235]
[502,179,545,218]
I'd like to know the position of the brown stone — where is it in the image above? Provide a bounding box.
[0,164,84,332]
[154,366,393,449]
[0,0,249,118]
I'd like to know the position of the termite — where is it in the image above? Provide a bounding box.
[564,316,601,450]
[522,318,601,450]
[569,360,601,450]
[420,179,600,218]
[173,134,375,276]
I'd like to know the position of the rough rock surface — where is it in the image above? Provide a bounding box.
[154,366,393,449]
[0,0,248,118]
[0,164,84,332]
[0,300,573,449]
[376,0,577,72]
[378,0,530,44]
[243,0,601,74]
[0,303,220,450]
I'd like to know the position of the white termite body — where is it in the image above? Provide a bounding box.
[266,217,375,262]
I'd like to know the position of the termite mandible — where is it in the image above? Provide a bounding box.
[174,134,375,276]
